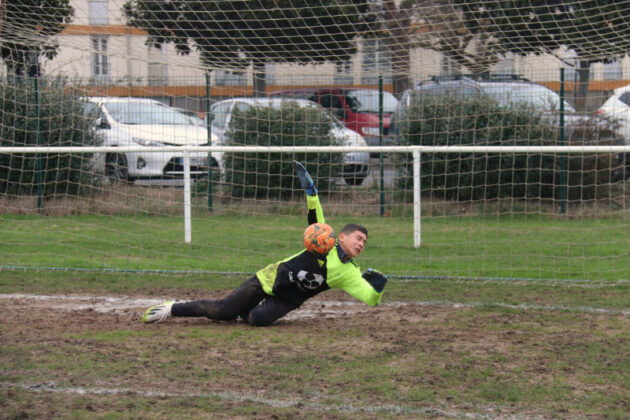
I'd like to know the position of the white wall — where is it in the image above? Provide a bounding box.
[46,1,629,88]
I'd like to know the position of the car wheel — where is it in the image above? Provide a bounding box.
[344,176,365,186]
[105,153,130,183]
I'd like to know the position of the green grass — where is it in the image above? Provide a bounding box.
[1,210,629,418]
[1,212,630,281]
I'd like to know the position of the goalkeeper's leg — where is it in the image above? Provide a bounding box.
[171,276,266,321]
[245,296,298,327]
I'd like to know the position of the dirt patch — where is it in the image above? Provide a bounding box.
[0,293,372,320]
[2,292,628,419]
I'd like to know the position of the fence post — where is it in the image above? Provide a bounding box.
[379,75,385,217]
[34,76,43,213]
[184,150,192,243]
[205,72,213,212]
[413,150,421,248]
[559,68,567,214]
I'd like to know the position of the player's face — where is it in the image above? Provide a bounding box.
[338,230,367,259]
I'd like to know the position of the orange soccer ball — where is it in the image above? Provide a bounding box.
[303,223,336,256]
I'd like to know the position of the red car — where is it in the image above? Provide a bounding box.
[269,87,399,147]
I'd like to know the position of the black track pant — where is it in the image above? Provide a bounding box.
[170,276,297,326]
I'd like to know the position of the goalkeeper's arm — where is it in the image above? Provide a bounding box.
[292,161,325,225]
[329,267,387,306]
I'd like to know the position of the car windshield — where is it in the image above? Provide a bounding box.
[346,90,399,113]
[480,84,576,112]
[177,109,204,126]
[104,101,194,125]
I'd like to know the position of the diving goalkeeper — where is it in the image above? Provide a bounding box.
[142,161,387,326]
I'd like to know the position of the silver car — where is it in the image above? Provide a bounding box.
[390,75,594,145]
[209,97,370,185]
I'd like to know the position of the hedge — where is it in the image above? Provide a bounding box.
[224,103,343,198]
[394,92,621,202]
[0,77,99,196]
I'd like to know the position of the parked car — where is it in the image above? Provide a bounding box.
[389,74,598,145]
[597,83,630,173]
[83,97,219,181]
[173,107,205,127]
[597,83,630,143]
[268,87,398,147]
[209,97,370,185]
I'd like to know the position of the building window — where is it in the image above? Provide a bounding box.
[361,39,392,84]
[493,53,515,76]
[148,63,168,85]
[264,63,275,86]
[91,36,109,78]
[603,60,622,80]
[440,55,461,76]
[560,48,578,82]
[215,70,247,86]
[563,64,594,83]
[89,1,108,25]
[334,61,354,84]
[148,43,168,86]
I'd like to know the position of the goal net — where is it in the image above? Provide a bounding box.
[1,0,630,282]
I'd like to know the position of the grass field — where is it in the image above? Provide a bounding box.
[1,212,629,418]
[2,212,630,280]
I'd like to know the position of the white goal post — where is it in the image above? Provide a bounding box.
[3,144,629,247]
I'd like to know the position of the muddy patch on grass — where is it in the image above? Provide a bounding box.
[2,292,628,419]
[0,293,372,320]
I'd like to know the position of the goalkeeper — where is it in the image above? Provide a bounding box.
[142,161,387,327]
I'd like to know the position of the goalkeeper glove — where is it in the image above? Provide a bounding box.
[292,161,317,196]
[362,268,387,292]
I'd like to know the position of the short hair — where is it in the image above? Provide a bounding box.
[340,223,368,239]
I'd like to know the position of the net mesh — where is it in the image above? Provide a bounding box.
[1,0,630,281]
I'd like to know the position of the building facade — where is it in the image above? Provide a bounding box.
[44,0,630,103]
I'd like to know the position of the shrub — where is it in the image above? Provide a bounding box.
[394,93,621,202]
[224,103,343,198]
[0,76,99,197]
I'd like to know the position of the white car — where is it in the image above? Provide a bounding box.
[597,83,630,143]
[84,97,219,181]
[209,97,370,185]
[173,107,205,127]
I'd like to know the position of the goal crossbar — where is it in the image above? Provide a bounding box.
[1,146,630,154]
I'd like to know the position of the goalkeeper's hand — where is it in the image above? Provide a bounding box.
[292,161,317,196]
[362,268,387,292]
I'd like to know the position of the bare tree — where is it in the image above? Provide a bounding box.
[380,0,504,97]
[455,0,630,111]
[407,0,501,73]
[380,0,414,96]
